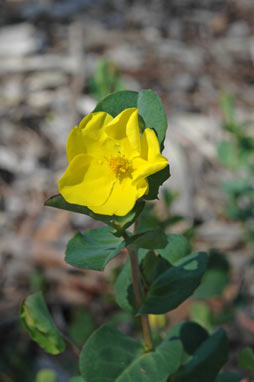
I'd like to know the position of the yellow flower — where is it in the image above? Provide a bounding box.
[58,108,168,216]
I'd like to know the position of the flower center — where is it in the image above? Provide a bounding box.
[109,156,132,180]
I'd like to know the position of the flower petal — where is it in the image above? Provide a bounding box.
[90,177,148,216]
[66,112,113,162]
[105,108,141,158]
[132,128,168,181]
[132,156,168,183]
[58,154,115,207]
[140,128,162,161]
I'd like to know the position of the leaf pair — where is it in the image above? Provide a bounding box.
[79,321,230,382]
[116,233,208,315]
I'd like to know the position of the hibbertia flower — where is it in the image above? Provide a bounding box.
[58,108,168,216]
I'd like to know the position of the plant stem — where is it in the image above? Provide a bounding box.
[61,332,81,357]
[127,245,153,351]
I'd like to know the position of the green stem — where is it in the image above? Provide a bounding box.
[61,332,81,357]
[123,229,153,351]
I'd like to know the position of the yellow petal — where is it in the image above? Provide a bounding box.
[66,112,113,162]
[105,108,141,158]
[132,128,168,181]
[132,156,168,183]
[140,128,161,161]
[90,177,148,216]
[58,154,115,207]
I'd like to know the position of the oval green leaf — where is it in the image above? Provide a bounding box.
[178,329,228,382]
[80,324,184,382]
[20,292,65,355]
[137,89,167,148]
[158,233,191,265]
[65,226,125,271]
[93,90,138,117]
[139,252,208,314]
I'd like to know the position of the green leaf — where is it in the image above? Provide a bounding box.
[140,252,208,314]
[79,324,143,382]
[89,58,125,100]
[115,256,140,313]
[220,92,236,128]
[158,233,191,265]
[190,301,213,332]
[194,250,230,299]
[238,347,254,370]
[69,308,95,347]
[217,141,250,170]
[45,194,144,234]
[178,329,228,382]
[70,378,84,382]
[144,165,170,200]
[36,370,57,382]
[65,226,125,271]
[115,251,208,314]
[20,292,65,355]
[137,89,167,147]
[180,322,209,355]
[140,251,161,285]
[128,229,168,250]
[216,372,241,382]
[93,90,138,117]
[80,324,184,382]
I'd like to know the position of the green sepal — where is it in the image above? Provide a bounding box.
[20,292,66,355]
[65,226,125,271]
[144,165,170,200]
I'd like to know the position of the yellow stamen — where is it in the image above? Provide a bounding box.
[109,156,132,179]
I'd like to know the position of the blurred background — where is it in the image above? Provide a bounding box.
[0,0,254,381]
